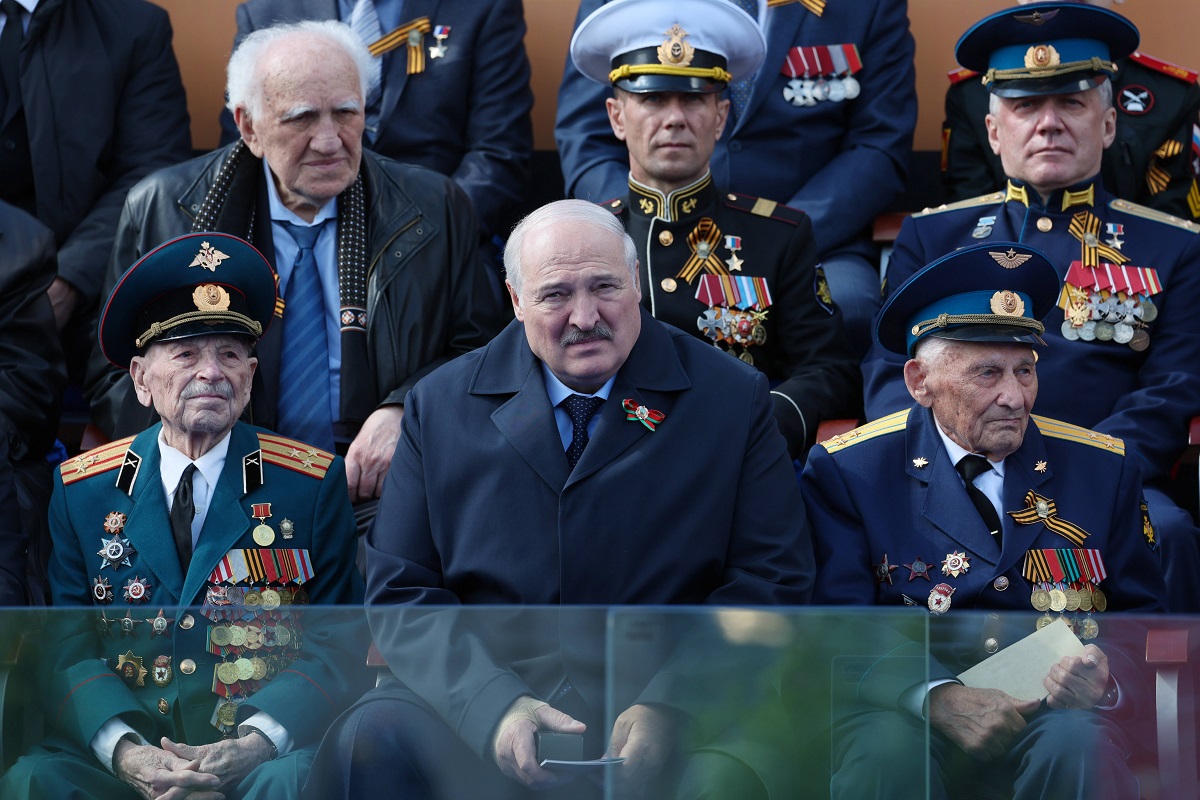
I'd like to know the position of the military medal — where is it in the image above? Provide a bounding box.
[210,624,232,647]
[1064,586,1081,611]
[781,47,817,106]
[874,554,898,585]
[245,625,264,650]
[927,583,954,614]
[123,576,151,604]
[217,661,240,685]
[228,624,248,648]
[98,532,136,570]
[1036,613,1054,630]
[244,588,263,607]
[972,215,995,239]
[274,625,293,647]
[250,657,268,681]
[251,503,275,546]
[1092,588,1107,612]
[97,609,114,637]
[1031,586,1051,611]
[117,651,147,687]
[235,657,255,682]
[217,700,238,728]
[152,655,173,687]
[1048,588,1068,612]
[903,557,931,582]
[146,609,174,638]
[429,24,450,58]
[1080,616,1100,640]
[119,612,139,638]
[103,511,127,534]
[261,589,281,611]
[724,235,744,272]
[92,576,115,605]
[280,518,295,540]
[941,551,970,578]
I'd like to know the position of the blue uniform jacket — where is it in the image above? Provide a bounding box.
[555,0,916,258]
[863,180,1200,482]
[45,422,364,751]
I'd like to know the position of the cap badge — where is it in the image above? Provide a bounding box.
[990,290,1025,317]
[990,248,1033,270]
[193,284,232,313]
[189,241,230,272]
[1025,44,1061,70]
[1014,9,1057,25]
[657,24,695,67]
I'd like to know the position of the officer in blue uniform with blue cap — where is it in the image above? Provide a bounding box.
[804,241,1165,799]
[862,2,1200,612]
[569,0,861,459]
[0,233,364,800]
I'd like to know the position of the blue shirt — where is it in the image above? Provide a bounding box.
[541,364,615,451]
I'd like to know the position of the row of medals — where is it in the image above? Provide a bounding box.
[696,307,767,366]
[783,75,860,106]
[206,584,307,611]
[212,619,302,728]
[1062,290,1156,351]
[1032,584,1105,640]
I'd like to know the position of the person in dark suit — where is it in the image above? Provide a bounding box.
[862,2,1200,612]
[302,199,814,799]
[569,0,861,458]
[556,0,918,354]
[803,241,1165,799]
[0,232,365,800]
[0,0,192,363]
[941,2,1200,222]
[0,201,65,604]
[218,0,534,243]
[84,20,500,508]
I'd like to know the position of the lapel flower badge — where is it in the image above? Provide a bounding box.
[622,399,665,431]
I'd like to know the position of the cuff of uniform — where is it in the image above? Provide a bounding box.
[239,711,292,758]
[904,678,960,721]
[92,719,146,774]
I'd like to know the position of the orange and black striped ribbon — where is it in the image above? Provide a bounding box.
[768,0,825,16]
[677,218,727,284]
[1068,211,1129,268]
[1008,490,1090,547]
[368,17,432,74]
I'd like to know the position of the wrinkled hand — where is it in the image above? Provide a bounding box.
[345,406,404,502]
[601,703,680,796]
[161,734,273,791]
[113,738,222,800]
[492,696,586,789]
[1044,644,1109,711]
[47,277,80,331]
[928,683,1039,761]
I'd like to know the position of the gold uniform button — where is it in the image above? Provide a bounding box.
[658,230,674,246]
[180,659,196,675]
[661,278,678,293]
[984,637,999,654]
[179,614,195,630]
[1036,217,1052,232]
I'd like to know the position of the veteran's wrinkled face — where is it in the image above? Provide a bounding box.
[904,340,1037,461]
[508,221,642,394]
[236,34,364,222]
[606,89,729,192]
[986,86,1116,201]
[131,335,257,452]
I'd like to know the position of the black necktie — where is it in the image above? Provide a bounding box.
[0,0,24,118]
[956,455,1002,546]
[563,395,604,470]
[171,463,198,571]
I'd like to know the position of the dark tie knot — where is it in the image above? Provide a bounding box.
[956,454,992,483]
[564,394,605,428]
[1,1,21,21]
[283,221,324,253]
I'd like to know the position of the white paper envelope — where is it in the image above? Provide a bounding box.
[957,618,1085,701]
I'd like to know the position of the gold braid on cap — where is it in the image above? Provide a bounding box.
[983,57,1115,85]
[609,64,733,85]
[910,313,1045,338]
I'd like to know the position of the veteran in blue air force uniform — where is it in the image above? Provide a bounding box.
[803,242,1165,800]
[0,234,364,800]
[862,2,1200,612]
[569,0,861,458]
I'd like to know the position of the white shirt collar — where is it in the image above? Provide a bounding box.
[932,414,1006,480]
[158,429,232,497]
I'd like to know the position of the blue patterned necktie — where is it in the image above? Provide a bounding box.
[277,222,336,452]
[349,0,383,141]
[563,395,605,470]
[728,0,759,125]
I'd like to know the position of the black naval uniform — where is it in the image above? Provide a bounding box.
[942,53,1200,222]
[605,174,861,457]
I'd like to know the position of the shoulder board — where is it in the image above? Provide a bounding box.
[60,435,138,485]
[722,192,806,225]
[912,191,1005,218]
[1108,198,1200,233]
[256,433,334,478]
[1031,415,1125,456]
[820,409,910,454]
[1128,51,1198,84]
[947,67,979,85]
[601,197,626,216]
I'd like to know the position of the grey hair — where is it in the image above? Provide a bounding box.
[912,335,956,367]
[988,76,1114,115]
[504,200,639,297]
[226,20,381,120]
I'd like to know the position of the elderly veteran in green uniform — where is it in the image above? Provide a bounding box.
[569,0,861,458]
[804,242,1165,799]
[0,233,364,800]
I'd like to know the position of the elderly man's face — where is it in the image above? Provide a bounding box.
[131,335,257,446]
[904,341,1037,461]
[606,90,728,191]
[237,35,364,221]
[986,86,1116,198]
[507,221,642,394]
